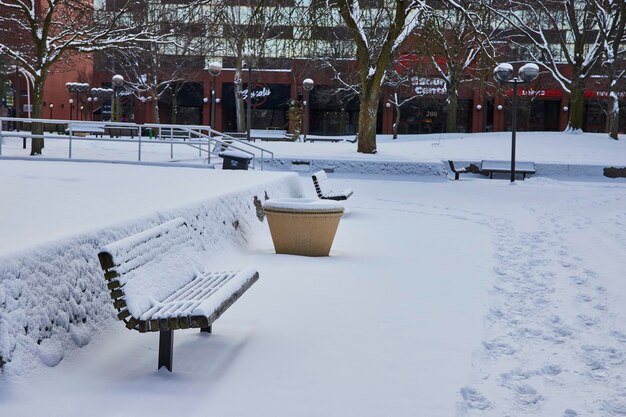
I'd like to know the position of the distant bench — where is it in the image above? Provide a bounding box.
[66,122,105,137]
[312,170,353,201]
[104,125,139,138]
[97,217,259,372]
[225,129,293,142]
[480,160,536,179]
[304,135,357,143]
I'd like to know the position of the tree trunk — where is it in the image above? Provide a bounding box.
[151,92,160,124]
[357,84,380,154]
[567,79,585,132]
[234,66,246,132]
[30,77,45,155]
[446,88,458,133]
[393,104,400,139]
[608,91,619,140]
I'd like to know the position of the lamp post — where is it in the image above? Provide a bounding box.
[243,51,257,142]
[65,82,90,120]
[49,103,53,119]
[69,98,74,120]
[90,88,112,121]
[208,61,222,131]
[493,62,539,182]
[112,74,124,122]
[87,97,93,120]
[302,78,314,141]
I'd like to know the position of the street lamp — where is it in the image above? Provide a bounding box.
[49,103,53,119]
[208,61,222,131]
[302,78,314,141]
[112,74,124,122]
[87,97,93,120]
[90,88,112,121]
[65,82,90,120]
[69,98,74,120]
[243,51,257,142]
[493,62,539,182]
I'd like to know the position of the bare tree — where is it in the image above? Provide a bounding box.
[215,0,295,133]
[333,0,429,153]
[592,0,626,140]
[110,3,213,124]
[417,0,496,133]
[0,0,158,154]
[488,0,605,132]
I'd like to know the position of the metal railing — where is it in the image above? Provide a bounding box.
[0,117,274,170]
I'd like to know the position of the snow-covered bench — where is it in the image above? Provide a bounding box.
[447,160,467,180]
[104,125,139,138]
[97,217,259,372]
[66,122,105,137]
[311,170,353,201]
[480,160,536,179]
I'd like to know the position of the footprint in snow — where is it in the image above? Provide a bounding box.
[601,399,626,415]
[540,364,562,377]
[578,314,600,327]
[513,383,543,410]
[611,331,626,343]
[459,387,492,411]
[482,340,516,357]
[563,409,578,417]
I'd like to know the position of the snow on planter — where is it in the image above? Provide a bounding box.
[263,198,345,257]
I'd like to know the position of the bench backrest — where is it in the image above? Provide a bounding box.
[311,170,329,198]
[98,218,202,330]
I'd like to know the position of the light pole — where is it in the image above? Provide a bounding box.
[493,62,539,182]
[90,88,112,121]
[302,78,314,141]
[65,82,90,120]
[69,98,74,120]
[243,51,257,142]
[49,103,53,119]
[112,74,124,122]
[87,97,93,120]
[208,61,222,131]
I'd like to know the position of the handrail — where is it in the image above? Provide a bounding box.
[0,117,275,170]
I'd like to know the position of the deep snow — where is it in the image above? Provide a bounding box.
[1,131,626,417]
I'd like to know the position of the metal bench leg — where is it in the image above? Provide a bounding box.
[201,325,212,333]
[455,172,460,180]
[158,330,173,371]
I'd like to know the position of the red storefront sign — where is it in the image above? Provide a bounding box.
[584,90,626,99]
[504,89,563,97]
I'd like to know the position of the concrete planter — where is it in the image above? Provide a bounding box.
[263,198,345,256]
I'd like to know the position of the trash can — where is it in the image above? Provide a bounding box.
[263,198,344,256]
[219,151,252,170]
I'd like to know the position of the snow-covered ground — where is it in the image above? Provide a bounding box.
[1,132,626,416]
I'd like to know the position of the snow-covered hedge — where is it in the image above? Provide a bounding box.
[265,157,447,177]
[0,174,302,377]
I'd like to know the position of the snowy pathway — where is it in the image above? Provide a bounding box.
[458,180,626,416]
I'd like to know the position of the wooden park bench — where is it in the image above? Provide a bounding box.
[480,160,536,180]
[97,217,259,372]
[251,129,293,142]
[303,135,356,143]
[447,160,468,180]
[311,170,353,201]
[66,122,105,137]
[104,125,139,138]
